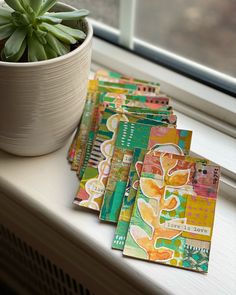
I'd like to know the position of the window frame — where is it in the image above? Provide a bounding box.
[90,17,236,98]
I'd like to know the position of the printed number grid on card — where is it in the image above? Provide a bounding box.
[67,69,220,273]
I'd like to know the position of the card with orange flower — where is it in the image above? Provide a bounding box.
[123,152,220,272]
[75,108,174,211]
[100,125,192,223]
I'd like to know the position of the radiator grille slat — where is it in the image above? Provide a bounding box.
[0,224,95,295]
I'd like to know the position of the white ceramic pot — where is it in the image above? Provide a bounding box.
[0,2,92,156]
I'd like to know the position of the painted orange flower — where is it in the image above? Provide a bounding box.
[130,153,191,262]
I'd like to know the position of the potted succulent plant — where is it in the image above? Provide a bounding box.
[0,0,93,156]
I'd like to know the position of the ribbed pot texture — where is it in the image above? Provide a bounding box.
[0,2,92,156]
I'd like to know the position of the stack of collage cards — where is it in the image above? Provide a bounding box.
[68,69,220,273]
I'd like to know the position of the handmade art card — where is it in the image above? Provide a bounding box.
[113,150,207,250]
[94,69,160,94]
[100,125,192,223]
[74,88,174,179]
[68,98,98,164]
[70,70,165,167]
[89,80,161,96]
[101,93,169,105]
[66,68,222,273]
[68,127,80,163]
[100,93,170,112]
[72,91,172,173]
[70,92,99,171]
[99,95,173,117]
[70,93,129,174]
[112,148,147,249]
[71,85,135,170]
[121,105,173,116]
[121,94,170,106]
[123,152,220,272]
[88,80,136,95]
[102,91,171,107]
[76,93,175,179]
[75,109,173,211]
[95,69,160,86]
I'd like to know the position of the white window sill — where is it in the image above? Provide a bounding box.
[0,140,235,295]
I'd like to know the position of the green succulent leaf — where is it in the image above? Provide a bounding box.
[0,16,11,26]
[1,47,7,61]
[0,49,4,60]
[18,0,35,15]
[27,24,33,37]
[0,1,88,62]
[28,31,47,61]
[35,28,47,38]
[38,0,57,16]
[4,27,27,58]
[4,0,25,12]
[39,22,77,44]
[55,24,86,40]
[0,23,15,40]
[47,9,89,20]
[12,11,30,26]
[36,15,62,25]
[4,38,26,61]
[43,42,58,59]
[34,28,47,44]
[46,32,70,56]
[0,6,12,18]
[27,0,43,15]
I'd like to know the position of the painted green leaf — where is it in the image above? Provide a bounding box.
[4,27,27,58]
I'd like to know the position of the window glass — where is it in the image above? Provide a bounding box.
[135,0,236,77]
[63,0,119,28]
[63,0,235,94]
